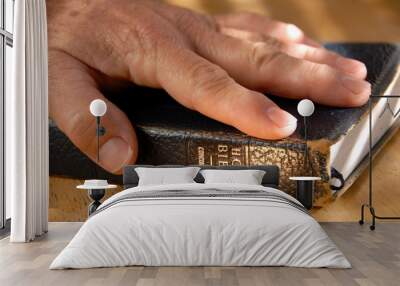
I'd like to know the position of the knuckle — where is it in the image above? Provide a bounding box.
[306,62,324,79]
[244,31,267,43]
[264,37,284,50]
[123,16,188,84]
[174,8,219,37]
[202,14,219,31]
[303,46,320,61]
[303,62,325,93]
[175,9,203,32]
[254,32,268,42]
[249,43,284,72]
[348,92,369,106]
[189,62,233,108]
[127,17,163,54]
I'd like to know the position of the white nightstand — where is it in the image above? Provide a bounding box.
[77,180,117,215]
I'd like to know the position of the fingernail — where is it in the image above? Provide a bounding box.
[336,58,367,78]
[100,137,133,173]
[286,24,303,40]
[266,107,298,132]
[340,75,371,95]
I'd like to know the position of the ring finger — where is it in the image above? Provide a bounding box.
[220,27,367,79]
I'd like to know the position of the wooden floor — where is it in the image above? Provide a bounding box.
[1,222,399,286]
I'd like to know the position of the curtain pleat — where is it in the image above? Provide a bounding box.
[10,0,49,243]
[9,0,27,242]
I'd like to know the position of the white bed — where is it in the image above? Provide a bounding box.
[50,183,350,269]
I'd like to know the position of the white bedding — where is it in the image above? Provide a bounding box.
[50,183,350,269]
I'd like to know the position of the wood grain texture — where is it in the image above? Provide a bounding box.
[166,0,400,42]
[49,178,122,221]
[49,0,400,222]
[1,222,400,286]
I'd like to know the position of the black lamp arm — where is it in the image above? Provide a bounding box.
[96,117,106,136]
[96,116,106,163]
[97,126,106,136]
[303,116,308,172]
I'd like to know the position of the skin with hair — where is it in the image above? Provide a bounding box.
[47,0,371,174]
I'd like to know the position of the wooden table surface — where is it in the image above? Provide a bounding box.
[49,0,400,222]
[167,0,400,42]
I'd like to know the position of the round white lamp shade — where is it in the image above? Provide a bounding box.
[297,99,315,117]
[90,99,107,117]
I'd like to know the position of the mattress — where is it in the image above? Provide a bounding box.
[50,183,350,269]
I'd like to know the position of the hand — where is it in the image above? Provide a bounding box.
[47,0,370,174]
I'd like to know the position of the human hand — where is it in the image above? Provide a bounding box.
[47,0,370,174]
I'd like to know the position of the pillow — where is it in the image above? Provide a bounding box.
[135,167,201,186]
[200,169,266,185]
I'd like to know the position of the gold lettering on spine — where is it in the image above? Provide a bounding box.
[218,145,228,153]
[232,148,241,156]
[217,144,229,165]
[231,147,241,165]
[245,145,249,165]
[231,158,241,165]
[198,147,205,165]
[216,144,244,165]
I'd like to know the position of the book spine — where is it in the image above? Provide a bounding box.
[49,124,331,203]
[137,125,331,202]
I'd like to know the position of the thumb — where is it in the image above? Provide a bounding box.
[49,51,137,174]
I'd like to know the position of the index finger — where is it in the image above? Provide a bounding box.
[152,44,298,140]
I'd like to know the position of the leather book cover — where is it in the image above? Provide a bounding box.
[49,43,400,203]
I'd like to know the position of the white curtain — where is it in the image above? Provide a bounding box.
[8,0,49,242]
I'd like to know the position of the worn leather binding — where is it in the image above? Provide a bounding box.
[50,43,400,202]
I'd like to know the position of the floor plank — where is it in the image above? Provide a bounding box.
[1,222,399,286]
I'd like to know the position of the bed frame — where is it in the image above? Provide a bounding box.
[123,165,280,189]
